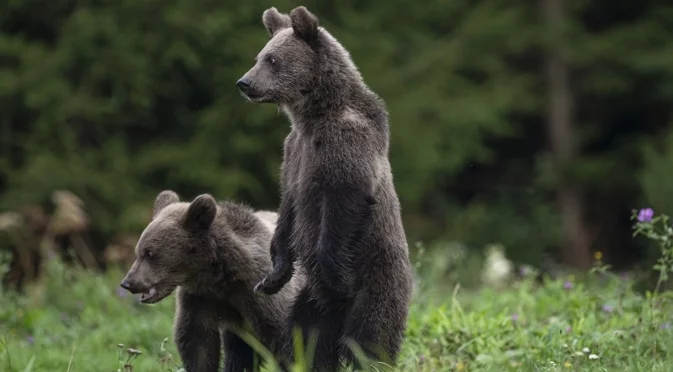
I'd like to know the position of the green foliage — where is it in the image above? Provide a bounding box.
[0,0,301,236]
[3,0,673,271]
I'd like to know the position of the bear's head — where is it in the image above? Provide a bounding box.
[120,190,219,304]
[236,6,322,105]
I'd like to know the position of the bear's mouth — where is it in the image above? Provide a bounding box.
[240,90,273,104]
[241,91,262,101]
[139,286,158,304]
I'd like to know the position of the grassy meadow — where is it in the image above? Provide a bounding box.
[1,211,673,372]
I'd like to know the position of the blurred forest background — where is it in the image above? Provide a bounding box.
[1,0,673,290]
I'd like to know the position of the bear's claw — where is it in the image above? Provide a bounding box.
[254,270,289,295]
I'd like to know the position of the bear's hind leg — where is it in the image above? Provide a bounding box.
[286,287,344,372]
[341,294,407,371]
[222,330,261,372]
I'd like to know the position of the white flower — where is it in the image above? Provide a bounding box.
[481,244,512,287]
[589,354,599,360]
[582,347,590,353]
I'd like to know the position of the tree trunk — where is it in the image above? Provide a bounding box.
[542,0,593,270]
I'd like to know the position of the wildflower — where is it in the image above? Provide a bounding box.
[660,323,671,330]
[456,361,465,371]
[116,287,128,298]
[589,354,599,360]
[564,361,572,368]
[511,313,519,322]
[519,266,530,277]
[481,244,512,287]
[637,208,654,223]
[581,347,590,354]
[26,336,34,345]
[47,250,57,260]
[418,354,425,364]
[563,281,573,290]
[602,304,614,313]
[565,326,572,333]
[594,251,603,261]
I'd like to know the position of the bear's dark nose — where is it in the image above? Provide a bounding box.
[236,78,250,93]
[120,279,132,291]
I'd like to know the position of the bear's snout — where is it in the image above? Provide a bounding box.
[120,279,133,291]
[120,268,147,294]
[120,278,143,294]
[236,78,251,93]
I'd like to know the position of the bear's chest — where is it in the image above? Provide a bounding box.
[283,132,323,198]
[281,132,324,252]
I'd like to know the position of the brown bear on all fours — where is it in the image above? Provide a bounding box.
[237,6,414,371]
[119,190,305,372]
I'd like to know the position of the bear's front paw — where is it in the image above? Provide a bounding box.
[254,267,293,295]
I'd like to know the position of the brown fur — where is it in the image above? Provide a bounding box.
[120,190,304,372]
[237,6,414,371]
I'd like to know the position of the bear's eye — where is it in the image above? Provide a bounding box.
[144,250,154,259]
[266,56,276,65]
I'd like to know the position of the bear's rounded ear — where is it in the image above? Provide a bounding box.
[153,190,180,219]
[262,7,291,38]
[290,6,319,45]
[184,194,217,231]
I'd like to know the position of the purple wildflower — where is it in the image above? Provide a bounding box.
[519,266,531,277]
[116,287,128,298]
[637,208,654,223]
[565,326,572,333]
[660,323,671,330]
[511,313,519,322]
[602,304,614,313]
[27,336,34,345]
[563,281,573,290]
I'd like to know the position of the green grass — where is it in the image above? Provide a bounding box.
[1,251,673,372]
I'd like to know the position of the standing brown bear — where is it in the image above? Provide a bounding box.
[119,190,304,372]
[237,6,414,371]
